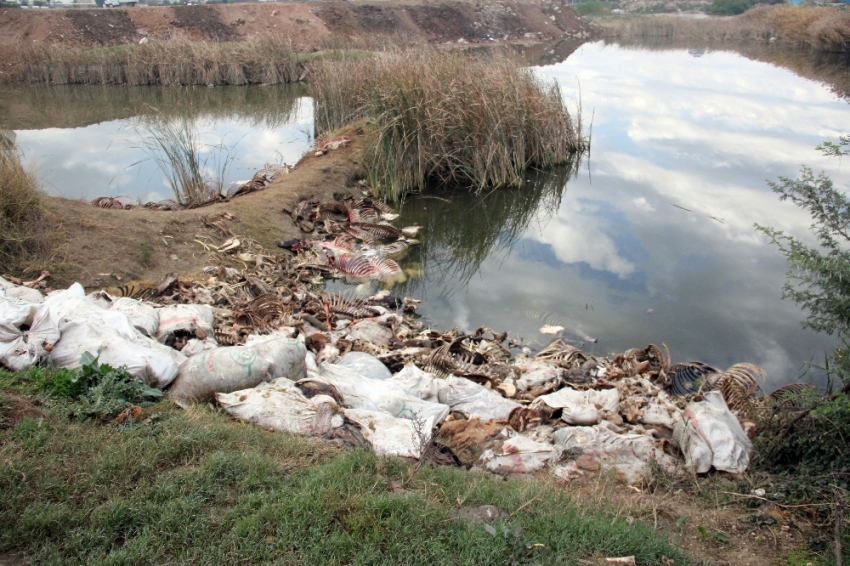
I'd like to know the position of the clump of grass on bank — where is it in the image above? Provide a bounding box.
[0,368,689,565]
[132,111,235,207]
[311,49,586,200]
[0,136,61,277]
[17,35,302,86]
[601,5,850,53]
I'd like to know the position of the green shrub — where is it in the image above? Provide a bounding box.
[574,0,613,16]
[753,391,850,490]
[706,0,753,15]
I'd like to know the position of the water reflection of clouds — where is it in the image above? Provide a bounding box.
[15,97,314,202]
[432,42,848,388]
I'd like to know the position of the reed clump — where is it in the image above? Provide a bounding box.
[310,49,586,201]
[0,135,61,276]
[132,112,234,208]
[601,5,850,53]
[17,35,302,86]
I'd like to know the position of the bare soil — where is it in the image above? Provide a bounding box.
[0,0,594,77]
[45,126,364,290]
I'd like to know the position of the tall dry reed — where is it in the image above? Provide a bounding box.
[310,49,586,201]
[17,35,302,86]
[601,5,850,53]
[132,112,234,207]
[0,136,61,276]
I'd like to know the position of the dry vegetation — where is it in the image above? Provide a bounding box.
[0,136,61,277]
[16,35,302,86]
[311,49,586,200]
[602,5,850,53]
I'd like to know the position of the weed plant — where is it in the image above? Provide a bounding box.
[17,36,302,86]
[132,111,236,207]
[0,139,61,277]
[0,367,690,565]
[311,49,586,200]
[601,5,850,53]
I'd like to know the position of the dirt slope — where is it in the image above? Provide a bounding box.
[0,0,592,52]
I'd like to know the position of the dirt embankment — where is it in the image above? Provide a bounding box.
[0,0,593,65]
[46,127,364,290]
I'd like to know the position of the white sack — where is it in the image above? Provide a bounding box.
[308,363,450,424]
[0,292,37,332]
[168,338,306,407]
[478,433,562,475]
[216,379,343,436]
[641,395,681,430]
[155,304,215,342]
[86,290,115,310]
[552,425,678,484]
[43,285,137,339]
[180,338,218,358]
[111,297,159,338]
[50,320,179,388]
[515,362,561,391]
[673,391,751,474]
[0,303,60,371]
[336,351,392,381]
[532,387,620,425]
[438,375,522,421]
[0,277,44,304]
[343,408,434,458]
[389,364,443,402]
[347,320,394,346]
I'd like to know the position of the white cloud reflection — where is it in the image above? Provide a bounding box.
[405,43,848,386]
[15,97,314,203]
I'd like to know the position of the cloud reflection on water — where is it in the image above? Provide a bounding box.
[397,42,850,390]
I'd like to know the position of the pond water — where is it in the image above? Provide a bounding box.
[2,42,849,390]
[381,41,850,391]
[0,84,314,203]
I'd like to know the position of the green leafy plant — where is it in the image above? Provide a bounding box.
[70,351,162,420]
[138,242,155,268]
[706,0,752,15]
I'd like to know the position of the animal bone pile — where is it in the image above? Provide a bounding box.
[89,163,293,211]
[1,196,802,484]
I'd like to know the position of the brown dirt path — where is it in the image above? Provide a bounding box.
[44,126,364,289]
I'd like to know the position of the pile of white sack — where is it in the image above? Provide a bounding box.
[0,277,753,483]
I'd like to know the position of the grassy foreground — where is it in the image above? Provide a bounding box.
[0,369,689,565]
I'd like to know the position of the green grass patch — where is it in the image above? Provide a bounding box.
[573,0,614,17]
[0,378,689,565]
